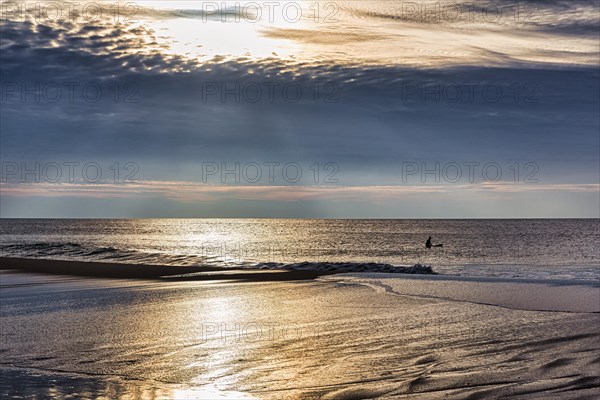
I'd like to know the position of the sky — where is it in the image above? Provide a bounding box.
[1,0,599,218]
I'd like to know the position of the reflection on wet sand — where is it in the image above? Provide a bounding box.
[1,270,599,399]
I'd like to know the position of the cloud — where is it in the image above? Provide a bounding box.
[263,27,388,45]
[1,180,598,202]
[344,0,600,36]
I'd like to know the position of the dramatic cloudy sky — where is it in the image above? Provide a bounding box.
[1,0,598,217]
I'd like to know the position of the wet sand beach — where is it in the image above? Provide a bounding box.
[1,258,598,399]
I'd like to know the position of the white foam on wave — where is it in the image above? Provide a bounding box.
[253,261,435,274]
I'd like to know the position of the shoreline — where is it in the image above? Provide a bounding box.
[0,257,333,282]
[3,257,598,314]
[2,256,597,286]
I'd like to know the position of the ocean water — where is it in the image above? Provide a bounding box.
[0,219,598,280]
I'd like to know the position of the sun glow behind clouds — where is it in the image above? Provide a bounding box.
[5,0,597,68]
[136,0,307,61]
[130,0,600,68]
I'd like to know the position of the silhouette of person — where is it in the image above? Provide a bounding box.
[426,236,432,249]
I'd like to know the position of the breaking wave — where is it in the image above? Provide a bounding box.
[0,242,435,274]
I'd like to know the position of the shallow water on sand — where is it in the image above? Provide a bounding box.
[1,271,599,399]
[1,219,599,280]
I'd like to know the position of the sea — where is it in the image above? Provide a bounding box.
[1,219,598,281]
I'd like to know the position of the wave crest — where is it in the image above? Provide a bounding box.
[1,242,435,274]
[255,261,435,274]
